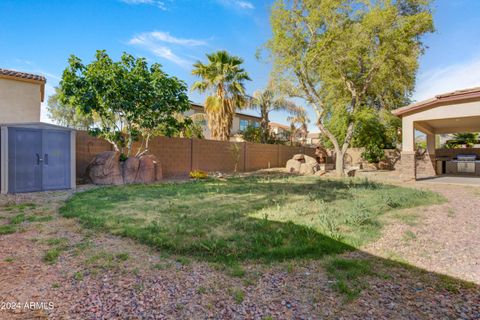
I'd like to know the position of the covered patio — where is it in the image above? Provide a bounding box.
[393,87,480,180]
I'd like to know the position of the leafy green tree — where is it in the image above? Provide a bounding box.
[250,80,298,143]
[267,0,433,175]
[47,87,94,129]
[353,109,393,163]
[60,50,190,156]
[321,108,400,162]
[192,50,251,141]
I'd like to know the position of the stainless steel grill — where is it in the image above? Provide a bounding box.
[456,154,476,173]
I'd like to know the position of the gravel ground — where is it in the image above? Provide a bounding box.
[0,179,479,319]
[363,181,480,284]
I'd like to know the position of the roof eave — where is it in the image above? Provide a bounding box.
[392,89,480,117]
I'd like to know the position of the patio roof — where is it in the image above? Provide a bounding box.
[392,87,480,117]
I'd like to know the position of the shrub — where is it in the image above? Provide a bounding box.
[361,144,386,164]
[189,170,208,179]
[0,225,16,235]
[241,125,262,143]
[43,248,62,264]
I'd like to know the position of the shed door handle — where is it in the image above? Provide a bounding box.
[36,153,43,165]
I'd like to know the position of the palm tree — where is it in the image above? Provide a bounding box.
[191,51,251,141]
[250,81,299,143]
[452,132,479,147]
[287,107,310,145]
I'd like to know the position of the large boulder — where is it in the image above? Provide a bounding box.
[86,152,164,186]
[86,151,123,185]
[299,162,320,175]
[286,159,302,173]
[123,157,140,184]
[292,154,305,161]
[304,154,318,165]
[135,155,156,184]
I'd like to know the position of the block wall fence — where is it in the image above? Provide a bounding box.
[76,131,318,180]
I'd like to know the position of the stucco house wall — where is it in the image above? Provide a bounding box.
[0,70,45,123]
[231,116,241,135]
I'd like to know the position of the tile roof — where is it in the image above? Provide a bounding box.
[392,87,480,117]
[0,68,46,83]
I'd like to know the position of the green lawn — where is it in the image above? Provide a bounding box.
[60,175,444,263]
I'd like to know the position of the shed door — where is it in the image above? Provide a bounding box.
[42,130,71,191]
[8,128,43,193]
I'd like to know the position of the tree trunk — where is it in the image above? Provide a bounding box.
[261,112,269,144]
[334,146,345,177]
[317,121,345,177]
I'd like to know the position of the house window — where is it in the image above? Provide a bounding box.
[239,119,249,131]
[252,121,260,128]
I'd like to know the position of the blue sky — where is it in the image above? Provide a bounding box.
[1,0,480,131]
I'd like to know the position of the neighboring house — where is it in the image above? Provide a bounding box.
[306,132,321,146]
[269,122,290,141]
[187,103,262,141]
[0,68,45,122]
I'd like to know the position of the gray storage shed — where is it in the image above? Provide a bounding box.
[0,122,75,193]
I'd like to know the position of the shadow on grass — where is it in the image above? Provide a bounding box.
[60,175,444,264]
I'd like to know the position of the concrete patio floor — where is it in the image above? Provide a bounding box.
[417,175,480,186]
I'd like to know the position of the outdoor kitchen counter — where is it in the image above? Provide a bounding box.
[445,160,480,175]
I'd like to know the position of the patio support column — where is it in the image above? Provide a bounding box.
[399,117,416,181]
[419,133,437,177]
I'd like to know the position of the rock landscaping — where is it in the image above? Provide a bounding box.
[286,154,324,175]
[85,151,163,185]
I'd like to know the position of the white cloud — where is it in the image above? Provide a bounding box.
[130,31,207,47]
[150,46,192,68]
[414,57,480,102]
[128,31,208,68]
[121,0,167,10]
[217,0,255,10]
[235,1,255,9]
